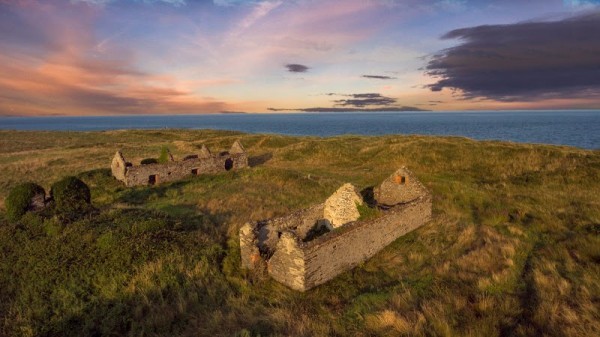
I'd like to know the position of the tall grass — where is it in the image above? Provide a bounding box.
[0,129,598,336]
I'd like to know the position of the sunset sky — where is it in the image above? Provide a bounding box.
[1,0,599,116]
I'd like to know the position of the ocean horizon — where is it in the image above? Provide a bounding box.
[1,110,599,150]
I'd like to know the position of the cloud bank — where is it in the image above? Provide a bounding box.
[425,11,600,101]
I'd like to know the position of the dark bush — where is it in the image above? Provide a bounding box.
[140,158,158,165]
[50,176,91,220]
[5,183,46,222]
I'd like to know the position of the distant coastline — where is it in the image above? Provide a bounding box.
[267,106,429,112]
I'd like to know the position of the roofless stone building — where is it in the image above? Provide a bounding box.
[111,141,248,187]
[240,167,432,291]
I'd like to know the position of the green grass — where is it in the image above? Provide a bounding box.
[0,129,599,336]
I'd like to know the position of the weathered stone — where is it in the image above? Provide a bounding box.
[374,167,429,207]
[111,142,248,187]
[240,168,432,292]
[268,232,305,291]
[111,151,127,181]
[198,144,212,158]
[323,183,364,228]
[230,140,245,154]
[239,222,260,269]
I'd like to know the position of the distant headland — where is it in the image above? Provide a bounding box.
[267,106,429,112]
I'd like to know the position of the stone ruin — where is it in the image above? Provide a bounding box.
[111,141,248,187]
[239,167,432,291]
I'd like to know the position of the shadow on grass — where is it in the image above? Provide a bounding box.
[116,180,193,205]
[360,186,376,207]
[248,152,273,167]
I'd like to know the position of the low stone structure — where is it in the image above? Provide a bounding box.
[240,167,432,291]
[111,141,248,187]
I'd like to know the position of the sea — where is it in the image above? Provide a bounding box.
[1,110,598,150]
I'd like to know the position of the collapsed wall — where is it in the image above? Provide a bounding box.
[240,167,432,291]
[111,141,248,187]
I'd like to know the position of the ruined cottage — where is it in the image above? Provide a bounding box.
[111,141,248,187]
[240,167,432,291]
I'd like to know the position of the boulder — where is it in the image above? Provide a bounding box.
[323,183,363,228]
[374,167,428,207]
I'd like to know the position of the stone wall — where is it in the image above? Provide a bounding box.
[112,141,248,187]
[301,195,431,289]
[239,167,433,291]
[268,232,306,291]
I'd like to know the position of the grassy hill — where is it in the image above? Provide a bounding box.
[0,129,598,337]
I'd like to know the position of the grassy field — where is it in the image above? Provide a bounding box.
[0,129,598,337]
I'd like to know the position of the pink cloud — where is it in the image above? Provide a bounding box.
[0,0,246,115]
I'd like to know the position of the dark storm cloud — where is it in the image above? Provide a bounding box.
[285,64,309,73]
[425,11,600,101]
[362,74,397,80]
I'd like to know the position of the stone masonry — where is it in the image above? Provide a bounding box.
[111,141,248,187]
[323,183,363,228]
[240,167,432,291]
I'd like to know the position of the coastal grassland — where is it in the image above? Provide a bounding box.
[0,129,598,337]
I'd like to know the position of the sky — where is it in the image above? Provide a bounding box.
[0,0,599,116]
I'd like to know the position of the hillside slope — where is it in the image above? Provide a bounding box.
[0,130,598,336]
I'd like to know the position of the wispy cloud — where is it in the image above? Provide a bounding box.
[229,0,282,38]
[362,74,397,80]
[0,1,237,115]
[72,0,187,6]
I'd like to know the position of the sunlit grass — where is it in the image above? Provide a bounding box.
[0,129,598,336]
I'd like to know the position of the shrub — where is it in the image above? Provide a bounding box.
[5,183,46,222]
[140,158,158,165]
[158,146,171,164]
[50,176,91,220]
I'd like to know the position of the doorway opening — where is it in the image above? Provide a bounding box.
[225,158,234,171]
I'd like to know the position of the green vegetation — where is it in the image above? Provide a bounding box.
[50,176,91,221]
[158,146,171,163]
[141,158,158,165]
[4,182,45,222]
[0,129,598,336]
[357,202,380,221]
